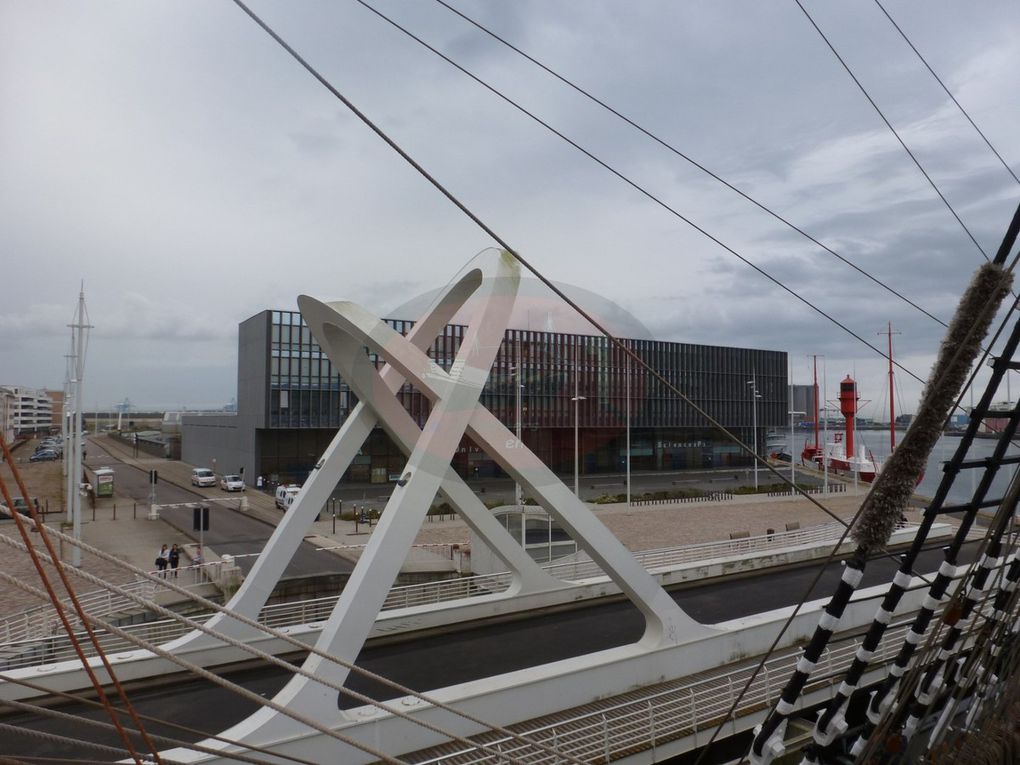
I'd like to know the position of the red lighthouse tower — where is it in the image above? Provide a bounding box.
[838,375,859,462]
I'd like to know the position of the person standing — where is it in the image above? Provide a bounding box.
[168,544,180,578]
[156,544,169,578]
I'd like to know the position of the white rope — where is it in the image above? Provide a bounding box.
[0,527,587,765]
[0,546,574,765]
[0,670,321,765]
[0,719,180,764]
[0,568,406,765]
[0,694,287,765]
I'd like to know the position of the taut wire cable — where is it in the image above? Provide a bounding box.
[432,0,951,331]
[794,0,990,262]
[874,0,1020,188]
[0,524,590,765]
[0,435,161,765]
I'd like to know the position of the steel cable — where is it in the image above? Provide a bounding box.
[873,0,1020,188]
[794,0,991,262]
[0,525,590,765]
[0,436,162,765]
[0,569,407,765]
[0,671,322,765]
[432,0,952,332]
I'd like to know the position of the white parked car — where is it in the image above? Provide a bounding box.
[275,484,300,509]
[220,474,245,492]
[191,468,216,487]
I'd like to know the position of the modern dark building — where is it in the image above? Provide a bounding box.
[183,305,788,487]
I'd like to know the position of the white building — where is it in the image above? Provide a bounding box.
[0,386,55,437]
[0,390,13,445]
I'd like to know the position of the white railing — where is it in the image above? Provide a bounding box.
[0,563,215,645]
[0,523,919,667]
[542,522,881,582]
[402,618,924,765]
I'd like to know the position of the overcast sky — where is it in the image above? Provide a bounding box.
[2,1,1019,419]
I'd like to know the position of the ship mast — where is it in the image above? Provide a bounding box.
[812,355,820,454]
[881,322,901,452]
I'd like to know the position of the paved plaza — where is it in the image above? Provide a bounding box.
[1,433,911,620]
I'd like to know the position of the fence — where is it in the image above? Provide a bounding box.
[767,483,846,497]
[402,617,947,764]
[0,562,216,645]
[629,492,733,506]
[0,521,901,667]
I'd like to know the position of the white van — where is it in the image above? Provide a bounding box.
[275,484,301,510]
[191,468,216,488]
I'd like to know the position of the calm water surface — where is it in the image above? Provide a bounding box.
[781,429,1020,505]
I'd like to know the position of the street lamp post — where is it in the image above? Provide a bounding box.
[572,341,586,498]
[625,352,631,505]
[789,407,805,495]
[513,338,523,508]
[746,373,762,490]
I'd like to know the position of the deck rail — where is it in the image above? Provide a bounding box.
[0,523,923,665]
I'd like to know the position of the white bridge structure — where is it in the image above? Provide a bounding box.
[0,251,984,764]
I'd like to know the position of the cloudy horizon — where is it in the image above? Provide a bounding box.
[2,1,1019,415]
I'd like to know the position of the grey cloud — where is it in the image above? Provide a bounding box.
[1,1,1018,409]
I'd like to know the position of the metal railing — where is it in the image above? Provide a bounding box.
[0,563,216,645]
[0,522,902,651]
[400,616,948,765]
[540,522,892,582]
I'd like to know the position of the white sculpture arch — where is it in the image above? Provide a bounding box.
[170,249,713,757]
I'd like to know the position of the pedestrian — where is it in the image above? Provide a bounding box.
[256,475,264,490]
[155,544,169,578]
[192,545,204,567]
[169,543,180,578]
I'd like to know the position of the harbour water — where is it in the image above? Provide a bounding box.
[784,428,1020,505]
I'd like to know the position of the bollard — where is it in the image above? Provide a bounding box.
[113,504,117,521]
[133,502,137,519]
[92,506,96,521]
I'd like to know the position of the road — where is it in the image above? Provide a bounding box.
[326,465,821,511]
[84,440,352,580]
[0,540,978,760]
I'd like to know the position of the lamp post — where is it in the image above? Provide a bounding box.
[573,341,586,498]
[789,407,805,495]
[746,373,761,490]
[822,360,829,494]
[513,338,523,508]
[625,351,631,505]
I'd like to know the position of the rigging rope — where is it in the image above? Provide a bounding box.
[432,0,952,331]
[873,0,1020,188]
[229,0,937,616]
[793,0,991,262]
[744,257,1015,761]
[350,0,928,387]
[0,569,408,765]
[0,525,590,765]
[0,671,321,765]
[0,435,162,765]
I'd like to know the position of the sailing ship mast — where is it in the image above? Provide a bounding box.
[882,322,901,452]
[801,355,821,466]
[812,355,819,456]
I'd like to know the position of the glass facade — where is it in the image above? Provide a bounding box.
[256,311,787,483]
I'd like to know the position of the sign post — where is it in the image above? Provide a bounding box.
[193,505,210,554]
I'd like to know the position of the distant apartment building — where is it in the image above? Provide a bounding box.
[47,389,65,430]
[0,391,13,445]
[0,386,55,436]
